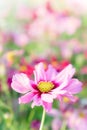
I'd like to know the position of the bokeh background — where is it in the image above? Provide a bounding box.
[0,0,87,130]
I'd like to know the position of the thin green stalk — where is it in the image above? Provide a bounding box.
[39,108,46,130]
[61,121,66,130]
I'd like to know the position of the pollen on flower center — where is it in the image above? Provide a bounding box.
[79,112,85,118]
[37,81,54,93]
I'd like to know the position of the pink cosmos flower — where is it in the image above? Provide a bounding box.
[66,109,87,130]
[47,109,62,130]
[11,62,82,112]
[13,33,29,47]
[52,118,62,130]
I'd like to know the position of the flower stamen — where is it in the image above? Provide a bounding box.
[38,81,54,93]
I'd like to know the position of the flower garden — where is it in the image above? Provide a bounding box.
[0,0,87,130]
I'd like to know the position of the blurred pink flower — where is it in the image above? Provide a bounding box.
[0,45,3,54]
[20,2,81,42]
[47,109,62,130]
[11,62,82,112]
[19,59,34,77]
[58,39,82,59]
[81,66,87,75]
[3,50,24,67]
[13,33,29,47]
[66,109,87,130]
[52,118,61,130]
[6,68,17,89]
[16,5,32,20]
[57,16,81,35]
[84,51,87,59]
[0,31,9,44]
[30,120,40,130]
[66,0,87,15]
[50,57,70,72]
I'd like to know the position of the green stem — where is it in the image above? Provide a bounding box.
[61,121,66,130]
[39,108,46,130]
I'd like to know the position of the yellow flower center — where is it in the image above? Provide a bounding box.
[38,81,54,93]
[20,65,27,71]
[63,97,70,103]
[79,112,85,118]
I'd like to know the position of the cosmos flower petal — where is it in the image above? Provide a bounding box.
[51,89,67,96]
[65,79,82,94]
[47,109,60,117]
[19,92,34,104]
[54,64,75,83]
[52,79,68,93]
[11,73,32,93]
[34,62,46,83]
[63,94,77,102]
[46,65,57,81]
[41,93,54,103]
[42,101,52,112]
[31,100,41,108]
[31,94,41,108]
[32,102,39,108]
